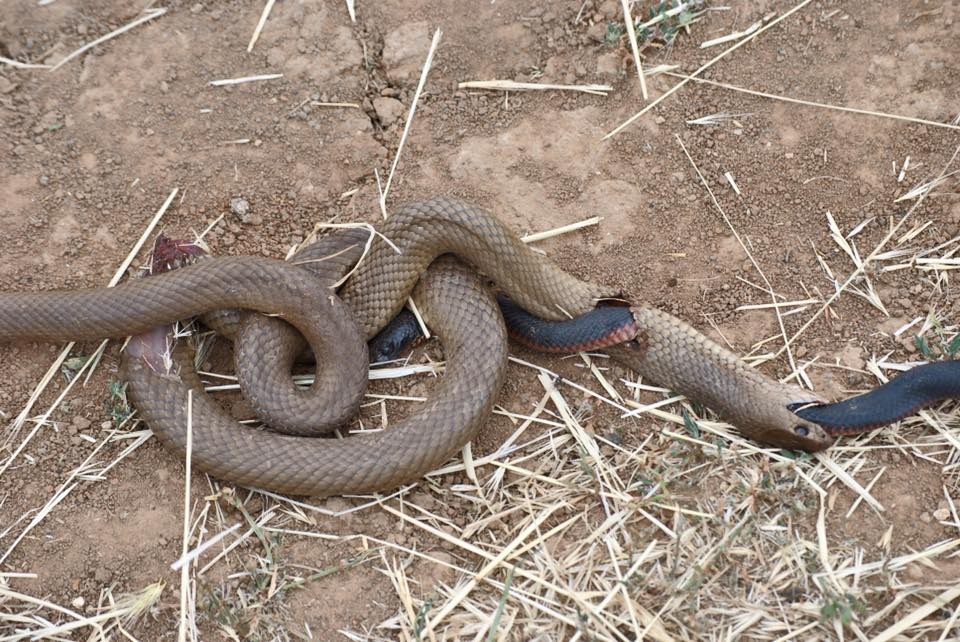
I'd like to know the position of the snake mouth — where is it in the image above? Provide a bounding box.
[123,235,210,374]
[151,234,207,274]
[786,401,821,414]
[786,401,853,436]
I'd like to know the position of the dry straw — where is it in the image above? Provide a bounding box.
[666,71,960,132]
[246,0,277,52]
[4,3,960,640]
[459,79,612,96]
[604,0,816,138]
[50,8,167,72]
[619,0,648,99]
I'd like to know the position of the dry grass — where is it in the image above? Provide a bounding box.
[379,28,444,219]
[49,7,167,72]
[458,80,612,96]
[619,0,648,99]
[1,2,959,640]
[604,0,816,139]
[246,0,277,53]
[208,73,284,87]
[664,71,960,132]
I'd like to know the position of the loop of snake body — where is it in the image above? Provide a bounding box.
[1,198,957,496]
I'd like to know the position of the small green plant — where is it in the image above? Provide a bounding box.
[414,597,435,640]
[106,380,132,425]
[681,409,701,438]
[915,335,932,358]
[915,331,960,360]
[607,0,707,49]
[485,568,516,642]
[948,334,960,358]
[820,592,867,627]
[61,354,90,381]
[604,22,624,45]
[912,313,960,360]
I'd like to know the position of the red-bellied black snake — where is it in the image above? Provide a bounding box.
[3,198,956,496]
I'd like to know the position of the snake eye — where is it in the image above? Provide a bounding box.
[794,425,810,437]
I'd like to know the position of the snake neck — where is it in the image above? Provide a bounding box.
[609,306,833,451]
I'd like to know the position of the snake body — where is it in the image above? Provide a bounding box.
[127,256,508,495]
[4,198,949,496]
[791,361,960,434]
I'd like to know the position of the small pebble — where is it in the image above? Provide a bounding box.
[230,197,249,217]
[373,97,404,127]
[229,197,261,224]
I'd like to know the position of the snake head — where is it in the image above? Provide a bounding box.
[744,386,835,452]
[368,308,425,363]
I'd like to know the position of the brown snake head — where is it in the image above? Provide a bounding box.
[744,384,835,451]
[615,306,837,452]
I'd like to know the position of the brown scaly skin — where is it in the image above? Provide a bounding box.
[0,254,370,436]
[126,257,509,496]
[0,198,833,497]
[607,308,831,451]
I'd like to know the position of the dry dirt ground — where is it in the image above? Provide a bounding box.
[1,0,960,640]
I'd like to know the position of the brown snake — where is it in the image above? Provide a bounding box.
[0,199,830,496]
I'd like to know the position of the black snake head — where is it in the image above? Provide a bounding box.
[787,361,960,438]
[368,308,425,363]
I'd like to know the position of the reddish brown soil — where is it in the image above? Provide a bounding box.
[1,0,958,639]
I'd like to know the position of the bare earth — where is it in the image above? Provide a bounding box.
[1,0,959,640]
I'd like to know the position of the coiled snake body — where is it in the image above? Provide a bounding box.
[1,199,956,496]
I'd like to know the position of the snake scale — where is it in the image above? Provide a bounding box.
[3,198,939,496]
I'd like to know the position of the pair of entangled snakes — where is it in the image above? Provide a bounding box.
[1,199,957,496]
